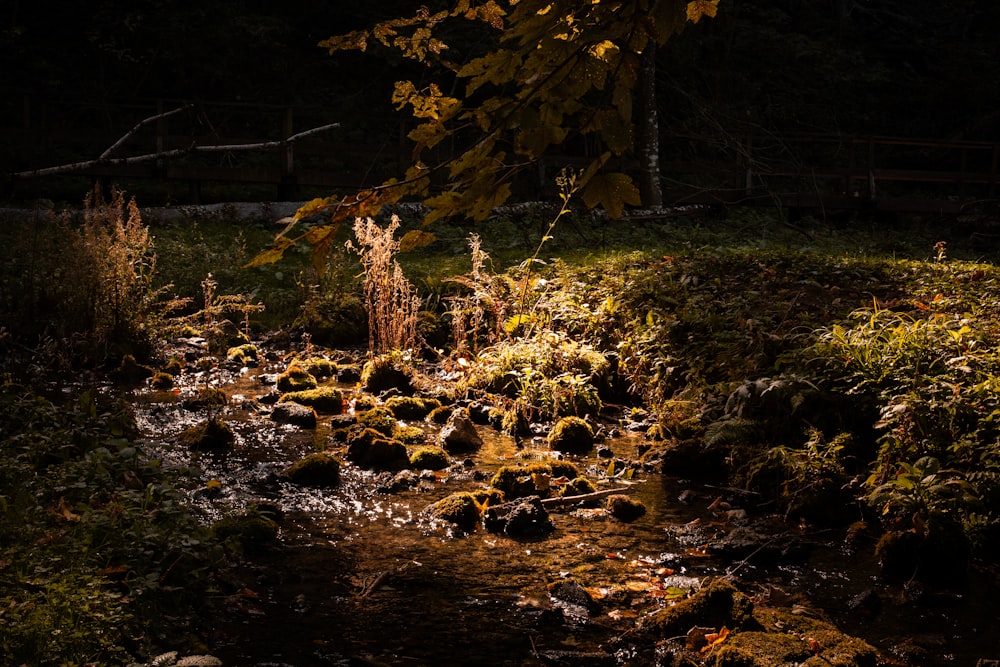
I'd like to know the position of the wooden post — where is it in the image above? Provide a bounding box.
[279,107,299,199]
[155,99,167,174]
[990,144,997,198]
[959,146,968,197]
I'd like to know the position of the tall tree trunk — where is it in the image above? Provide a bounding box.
[636,45,663,208]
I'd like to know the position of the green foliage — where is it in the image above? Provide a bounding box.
[459,331,608,419]
[0,388,224,664]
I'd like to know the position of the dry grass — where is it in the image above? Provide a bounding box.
[347,215,421,354]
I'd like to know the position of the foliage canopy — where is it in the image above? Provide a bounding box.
[249,0,717,269]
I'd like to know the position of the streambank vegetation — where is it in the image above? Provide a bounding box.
[3,187,1000,664]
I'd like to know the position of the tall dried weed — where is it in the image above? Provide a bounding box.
[347,215,421,354]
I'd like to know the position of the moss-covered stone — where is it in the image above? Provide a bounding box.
[111,354,154,383]
[212,510,278,551]
[352,393,379,411]
[641,579,755,638]
[751,608,878,667]
[150,371,175,389]
[360,356,413,394]
[490,462,574,499]
[190,386,228,409]
[427,492,482,532]
[270,401,318,428]
[561,476,597,497]
[395,425,426,445]
[283,452,341,487]
[409,445,450,470]
[606,494,647,522]
[346,428,410,471]
[226,343,258,366]
[177,418,235,451]
[163,356,185,376]
[357,406,398,437]
[548,416,595,454]
[276,363,318,392]
[301,356,337,379]
[278,386,345,414]
[385,395,442,420]
[427,405,452,424]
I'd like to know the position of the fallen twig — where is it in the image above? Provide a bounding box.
[540,486,634,508]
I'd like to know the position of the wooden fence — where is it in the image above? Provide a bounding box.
[4,96,998,213]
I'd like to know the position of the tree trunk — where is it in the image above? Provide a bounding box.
[635,45,663,208]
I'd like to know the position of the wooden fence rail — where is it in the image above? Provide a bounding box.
[4,97,998,213]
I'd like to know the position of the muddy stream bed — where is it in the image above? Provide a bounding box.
[129,342,1000,666]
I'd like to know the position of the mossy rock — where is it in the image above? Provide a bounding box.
[283,452,341,487]
[358,406,398,437]
[270,401,318,428]
[547,416,595,454]
[301,356,337,379]
[748,608,879,667]
[276,363,318,392]
[346,428,410,471]
[640,579,755,638]
[490,462,570,500]
[409,445,450,471]
[352,393,379,411]
[606,494,646,522]
[427,405,452,424]
[111,354,155,383]
[426,492,482,532]
[385,395,442,420]
[212,510,278,550]
[395,425,426,445]
[560,476,597,498]
[278,386,345,414]
[549,460,581,480]
[150,371,175,389]
[186,386,228,409]
[163,356,185,375]
[360,356,413,394]
[226,343,258,365]
[204,319,249,355]
[178,418,235,451]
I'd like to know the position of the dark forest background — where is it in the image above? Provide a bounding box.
[3,0,1000,203]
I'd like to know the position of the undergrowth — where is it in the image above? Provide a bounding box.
[0,386,224,665]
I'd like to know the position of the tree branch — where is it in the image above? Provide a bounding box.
[540,486,634,508]
[10,103,340,180]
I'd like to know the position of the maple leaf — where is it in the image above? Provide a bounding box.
[398,230,437,253]
[687,0,720,24]
[582,172,642,218]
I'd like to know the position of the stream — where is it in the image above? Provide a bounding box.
[131,341,1000,667]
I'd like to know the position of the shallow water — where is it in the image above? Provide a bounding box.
[132,352,1000,666]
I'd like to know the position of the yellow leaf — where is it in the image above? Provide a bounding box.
[582,172,642,218]
[399,230,437,252]
[531,472,551,491]
[51,497,80,522]
[244,236,295,268]
[687,0,720,24]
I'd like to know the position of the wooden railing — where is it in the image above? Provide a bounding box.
[4,96,998,212]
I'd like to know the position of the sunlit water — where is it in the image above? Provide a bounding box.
[131,356,1000,666]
